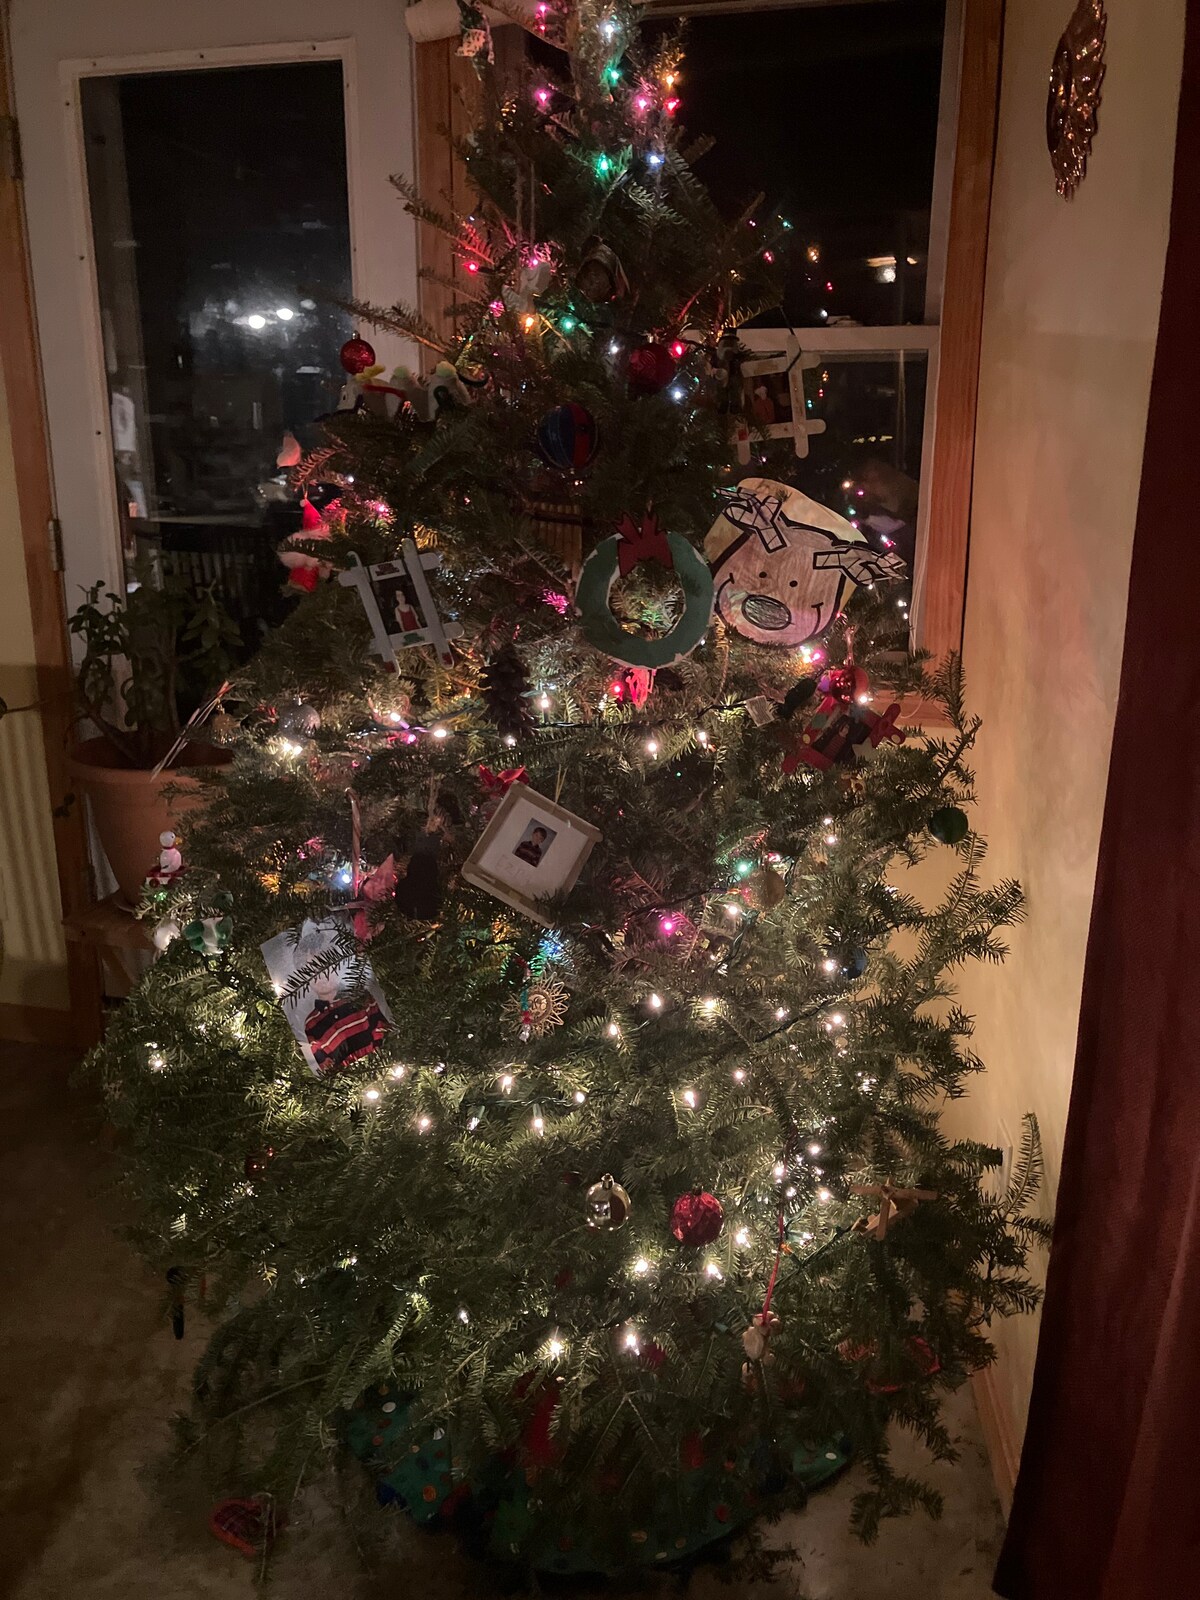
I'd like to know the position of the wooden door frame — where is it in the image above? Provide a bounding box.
[915,0,1005,665]
[412,37,482,367]
[0,8,103,1046]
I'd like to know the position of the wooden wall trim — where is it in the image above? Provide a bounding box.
[0,16,103,1048]
[917,0,1005,662]
[413,39,481,363]
[0,1001,81,1049]
[972,1363,1020,1515]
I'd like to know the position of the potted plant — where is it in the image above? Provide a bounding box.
[67,560,240,907]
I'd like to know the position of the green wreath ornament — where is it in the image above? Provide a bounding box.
[575,512,714,670]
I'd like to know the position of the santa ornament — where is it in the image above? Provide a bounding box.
[780,677,905,775]
[706,478,905,647]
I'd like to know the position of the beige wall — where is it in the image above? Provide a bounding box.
[948,0,1186,1445]
[0,347,70,1012]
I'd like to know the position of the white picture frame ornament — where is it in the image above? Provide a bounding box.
[461,783,601,926]
[338,539,463,668]
[261,915,393,1075]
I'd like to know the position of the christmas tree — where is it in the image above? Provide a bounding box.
[93,0,1047,1573]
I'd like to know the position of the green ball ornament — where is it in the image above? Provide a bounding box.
[928,806,969,845]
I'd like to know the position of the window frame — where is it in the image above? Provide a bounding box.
[414,0,1004,700]
[677,0,992,680]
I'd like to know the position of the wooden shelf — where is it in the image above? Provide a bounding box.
[63,894,152,1000]
[63,893,153,951]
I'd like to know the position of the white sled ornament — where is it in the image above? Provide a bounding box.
[338,542,463,668]
[705,478,906,647]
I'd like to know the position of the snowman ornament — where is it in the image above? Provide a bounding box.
[705,478,906,647]
[147,830,184,887]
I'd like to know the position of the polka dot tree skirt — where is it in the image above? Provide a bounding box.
[345,1385,851,1575]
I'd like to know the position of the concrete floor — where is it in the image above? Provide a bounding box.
[0,1047,1005,1599]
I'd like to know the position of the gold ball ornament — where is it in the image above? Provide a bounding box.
[585,1173,632,1230]
[370,684,413,728]
[208,711,240,747]
[743,865,786,911]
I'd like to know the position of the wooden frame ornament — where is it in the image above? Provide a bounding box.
[461,783,601,926]
[338,541,463,669]
[734,341,826,465]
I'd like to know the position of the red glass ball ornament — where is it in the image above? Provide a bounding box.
[627,341,677,395]
[339,335,376,375]
[670,1188,724,1245]
[820,665,868,705]
[244,1146,276,1180]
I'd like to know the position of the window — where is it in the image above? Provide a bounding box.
[649,0,962,658]
[79,60,354,647]
[411,0,999,675]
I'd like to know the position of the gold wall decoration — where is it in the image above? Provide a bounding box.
[1047,0,1108,198]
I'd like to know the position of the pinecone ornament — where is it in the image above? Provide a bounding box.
[481,644,533,739]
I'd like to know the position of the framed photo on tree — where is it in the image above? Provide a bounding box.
[338,540,463,667]
[261,915,393,1076]
[461,784,601,926]
[734,342,825,464]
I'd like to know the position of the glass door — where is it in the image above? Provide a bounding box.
[79,60,353,646]
[10,0,418,620]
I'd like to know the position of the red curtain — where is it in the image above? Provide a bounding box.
[994,8,1200,1597]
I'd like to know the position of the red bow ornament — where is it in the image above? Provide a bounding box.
[478,764,529,797]
[478,764,528,819]
[615,510,674,577]
[349,854,398,942]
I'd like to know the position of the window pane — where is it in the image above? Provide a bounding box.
[80,61,353,636]
[647,0,946,326]
[742,348,925,624]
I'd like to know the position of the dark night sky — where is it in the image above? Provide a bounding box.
[646,0,946,323]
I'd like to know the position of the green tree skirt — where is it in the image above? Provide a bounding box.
[346,1384,851,1575]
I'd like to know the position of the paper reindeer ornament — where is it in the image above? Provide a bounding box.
[705,478,905,647]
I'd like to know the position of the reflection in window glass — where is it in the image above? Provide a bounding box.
[646,0,946,327]
[80,61,352,638]
[741,350,926,616]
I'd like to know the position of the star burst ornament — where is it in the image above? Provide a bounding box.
[507,976,569,1040]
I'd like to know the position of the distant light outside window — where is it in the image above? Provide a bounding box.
[647,0,946,328]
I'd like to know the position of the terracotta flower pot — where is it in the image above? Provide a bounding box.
[68,736,232,909]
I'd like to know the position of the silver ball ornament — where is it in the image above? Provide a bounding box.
[278,702,321,737]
